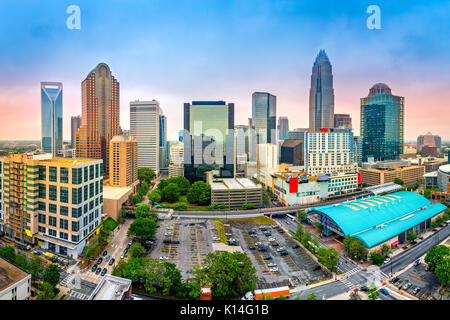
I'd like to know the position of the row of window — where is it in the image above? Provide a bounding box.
[38,164,103,185]
[38,182,102,203]
[38,209,99,232]
[38,199,102,217]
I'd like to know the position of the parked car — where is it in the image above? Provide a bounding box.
[276,247,285,252]
[412,287,421,295]
[109,258,115,266]
[268,237,276,242]
[101,268,107,276]
[269,267,279,272]
[212,236,220,241]
[263,255,272,260]
[279,250,288,256]
[402,282,412,290]
[278,229,285,233]
[360,285,368,292]
[258,246,267,252]
[292,244,300,249]
[255,242,262,246]
[413,259,420,267]
[271,242,279,247]
[172,240,180,244]
[263,231,272,236]
[225,233,232,236]
[312,265,321,271]
[268,262,277,267]
[97,257,103,265]
[105,256,110,262]
[149,237,157,242]
[379,288,389,296]
[102,250,108,256]
[250,234,257,237]
[259,226,267,231]
[91,264,98,272]
[159,256,169,260]
[164,232,172,237]
[249,246,256,250]
[384,258,391,264]
[128,240,133,246]
[95,267,102,275]
[391,277,400,283]
[120,254,125,259]
[163,239,171,244]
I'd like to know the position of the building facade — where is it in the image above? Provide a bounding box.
[359,160,425,186]
[277,117,289,141]
[334,114,352,129]
[41,82,63,156]
[130,100,161,174]
[280,139,304,166]
[309,50,335,131]
[70,115,82,148]
[159,114,168,169]
[0,154,103,258]
[210,178,263,210]
[417,132,441,154]
[109,135,138,188]
[168,141,184,178]
[75,63,122,179]
[251,92,276,147]
[360,83,404,162]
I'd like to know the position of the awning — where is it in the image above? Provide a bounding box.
[43,252,54,258]
[391,240,399,246]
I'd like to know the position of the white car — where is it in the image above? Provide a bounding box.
[159,256,169,260]
[269,267,279,272]
[212,236,220,241]
[225,233,232,236]
[276,247,285,252]
[268,262,277,267]
[250,234,257,237]
[164,232,172,236]
[268,237,276,242]
[384,258,391,264]
[120,254,125,259]
[255,242,262,246]
[167,226,173,230]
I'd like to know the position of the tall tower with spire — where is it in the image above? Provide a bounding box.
[309,50,335,131]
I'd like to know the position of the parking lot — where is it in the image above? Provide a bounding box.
[393,264,448,300]
[230,221,328,288]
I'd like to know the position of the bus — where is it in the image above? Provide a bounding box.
[286,214,296,221]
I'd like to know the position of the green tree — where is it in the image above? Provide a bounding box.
[29,256,44,282]
[295,223,304,241]
[425,245,450,273]
[380,244,392,257]
[263,194,269,205]
[343,236,368,261]
[242,203,256,210]
[164,262,183,296]
[0,246,16,263]
[15,253,29,271]
[301,230,312,251]
[128,217,156,242]
[369,251,385,266]
[112,259,128,277]
[192,251,257,300]
[317,247,339,272]
[35,282,56,300]
[148,189,162,203]
[42,264,60,288]
[117,206,126,224]
[174,176,191,195]
[407,230,417,242]
[163,183,181,203]
[316,223,323,235]
[138,167,155,183]
[367,283,380,300]
[187,181,211,205]
[297,210,307,221]
[394,178,405,185]
[434,258,449,287]
[306,292,317,300]
[135,204,152,219]
[129,242,146,258]
[178,279,201,300]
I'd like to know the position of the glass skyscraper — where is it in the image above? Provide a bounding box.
[251,92,276,163]
[41,82,63,156]
[309,50,335,131]
[360,83,404,162]
[277,116,289,140]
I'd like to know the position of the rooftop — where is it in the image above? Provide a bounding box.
[88,274,132,300]
[103,185,133,200]
[0,257,30,292]
[439,164,450,174]
[210,178,261,190]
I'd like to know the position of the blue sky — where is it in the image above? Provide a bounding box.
[0,0,449,141]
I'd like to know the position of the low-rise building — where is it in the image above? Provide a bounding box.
[210,178,263,210]
[88,274,132,300]
[359,160,425,186]
[0,257,31,300]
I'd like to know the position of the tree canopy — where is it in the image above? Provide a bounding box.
[0,246,16,263]
[187,181,211,205]
[42,264,60,288]
[128,217,157,242]
[343,236,368,261]
[148,189,162,203]
[138,167,155,183]
[163,183,181,203]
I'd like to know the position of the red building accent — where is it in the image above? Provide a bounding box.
[289,177,298,193]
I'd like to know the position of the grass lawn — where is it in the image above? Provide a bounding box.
[159,195,210,211]
[103,217,118,232]
[226,216,275,225]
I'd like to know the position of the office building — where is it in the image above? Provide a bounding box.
[235,124,250,160]
[359,160,425,186]
[0,257,31,300]
[288,128,307,140]
[360,83,404,162]
[304,128,357,176]
[183,101,234,182]
[130,100,161,174]
[76,63,122,179]
[277,117,289,140]
[159,114,168,169]
[353,136,363,166]
[210,178,263,210]
[257,143,278,170]
[334,114,352,129]
[0,159,3,232]
[417,132,441,153]
[109,135,138,188]
[168,141,184,178]
[41,82,63,156]
[0,154,103,258]
[280,139,304,166]
[70,115,81,148]
[252,92,276,145]
[309,50,335,131]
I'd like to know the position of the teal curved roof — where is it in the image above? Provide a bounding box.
[310,191,446,247]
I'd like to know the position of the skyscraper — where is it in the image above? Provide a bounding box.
[159,114,168,169]
[183,101,234,182]
[360,83,404,162]
[41,82,63,156]
[252,92,276,145]
[109,135,138,188]
[309,50,335,131]
[70,115,81,148]
[76,63,122,179]
[334,114,352,129]
[130,100,161,174]
[277,116,289,140]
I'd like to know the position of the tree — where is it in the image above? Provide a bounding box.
[394,178,404,186]
[425,245,450,273]
[178,279,201,300]
[164,262,183,296]
[42,264,60,288]
[434,258,449,287]
[317,247,339,272]
[129,242,146,258]
[369,251,385,266]
[301,230,312,251]
[163,183,181,203]
[316,223,323,235]
[306,292,317,300]
[343,236,368,261]
[15,253,29,271]
[192,251,257,300]
[380,244,392,257]
[187,181,211,205]
[367,283,380,300]
[30,256,44,282]
[128,217,156,242]
[297,210,307,221]
[148,189,162,203]
[135,204,151,219]
[175,176,190,195]
[295,224,304,241]
[242,203,255,210]
[138,167,155,183]
[263,194,269,205]
[407,230,417,242]
[0,246,16,263]
[35,282,56,300]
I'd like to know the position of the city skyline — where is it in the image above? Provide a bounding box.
[0,0,450,142]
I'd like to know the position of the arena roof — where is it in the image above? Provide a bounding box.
[309,191,447,247]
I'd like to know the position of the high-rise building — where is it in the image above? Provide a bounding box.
[252,92,276,145]
[280,139,304,166]
[75,63,122,179]
[168,141,184,178]
[109,135,138,188]
[353,136,363,166]
[0,154,103,258]
[41,82,63,156]
[159,114,167,169]
[277,117,289,140]
[70,115,82,148]
[235,124,250,160]
[361,83,404,162]
[334,114,352,129]
[417,132,441,154]
[130,100,161,174]
[304,128,357,176]
[183,101,234,182]
[288,128,307,140]
[309,50,335,131]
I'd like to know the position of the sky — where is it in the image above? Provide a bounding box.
[0,0,449,142]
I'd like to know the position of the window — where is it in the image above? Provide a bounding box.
[84,203,88,214]
[48,229,56,237]
[60,206,68,216]
[38,213,46,224]
[60,219,68,230]
[89,212,94,223]
[83,216,88,226]
[72,168,82,184]
[89,165,94,180]
[72,207,82,218]
[60,187,68,203]
[89,183,94,198]
[100,163,103,176]
[84,185,88,201]
[49,167,57,182]
[60,167,69,184]
[95,209,99,219]
[72,187,82,205]
[95,181,99,196]
[72,221,79,232]
[49,185,57,201]
[38,226,46,234]
[38,184,46,199]
[39,166,46,180]
[59,232,68,240]
[84,167,88,182]
[49,204,57,214]
[71,235,79,242]
[89,200,94,211]
[49,216,57,227]
[38,201,46,211]
[95,164,99,178]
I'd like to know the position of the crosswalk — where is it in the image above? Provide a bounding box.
[338,265,388,290]
[67,290,90,300]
